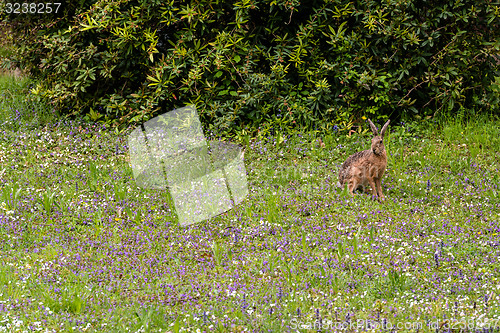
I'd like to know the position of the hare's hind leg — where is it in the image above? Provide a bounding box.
[348,167,362,195]
[348,179,358,195]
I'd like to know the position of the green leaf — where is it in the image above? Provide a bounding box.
[173,316,180,333]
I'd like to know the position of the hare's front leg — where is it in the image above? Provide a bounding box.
[375,178,385,201]
[363,185,373,195]
[368,178,378,200]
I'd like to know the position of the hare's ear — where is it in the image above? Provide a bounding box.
[380,119,391,137]
[367,119,379,135]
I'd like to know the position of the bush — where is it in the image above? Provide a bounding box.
[2,0,499,133]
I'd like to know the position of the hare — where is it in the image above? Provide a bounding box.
[337,119,390,201]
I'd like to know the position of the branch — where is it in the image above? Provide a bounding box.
[397,79,430,106]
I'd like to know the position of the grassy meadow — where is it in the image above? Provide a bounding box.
[1,74,500,332]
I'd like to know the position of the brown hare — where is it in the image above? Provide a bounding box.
[337,119,390,201]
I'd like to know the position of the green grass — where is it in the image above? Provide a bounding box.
[0,75,58,130]
[1,75,500,332]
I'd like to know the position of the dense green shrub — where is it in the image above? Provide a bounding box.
[2,0,499,132]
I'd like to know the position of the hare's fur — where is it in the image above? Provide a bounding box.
[337,119,390,200]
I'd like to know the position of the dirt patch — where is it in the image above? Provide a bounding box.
[0,67,23,79]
